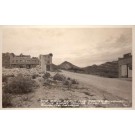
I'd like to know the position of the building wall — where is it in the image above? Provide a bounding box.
[39,53,53,72]
[128,66,132,77]
[118,53,132,78]
[121,65,128,77]
[3,53,39,68]
[2,53,11,68]
[11,56,39,65]
[3,53,54,70]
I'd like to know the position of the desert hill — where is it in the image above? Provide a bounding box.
[55,60,118,78]
[82,61,118,78]
[58,61,82,71]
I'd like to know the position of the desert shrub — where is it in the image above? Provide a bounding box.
[2,92,12,108]
[42,72,51,79]
[2,74,14,83]
[107,75,114,78]
[63,80,69,85]
[4,74,35,94]
[67,77,71,80]
[63,78,78,85]
[71,79,79,84]
[32,74,36,79]
[57,69,62,72]
[53,73,66,81]
[62,79,72,90]
[43,79,51,86]
[32,74,39,79]
[2,75,8,83]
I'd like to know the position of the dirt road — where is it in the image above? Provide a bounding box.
[61,70,132,102]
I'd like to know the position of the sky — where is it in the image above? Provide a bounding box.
[2,27,132,67]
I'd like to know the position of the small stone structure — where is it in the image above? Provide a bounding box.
[118,53,132,78]
[39,53,53,73]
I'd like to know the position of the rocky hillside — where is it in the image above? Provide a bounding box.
[51,63,58,71]
[58,61,82,72]
[82,61,118,78]
[57,61,118,78]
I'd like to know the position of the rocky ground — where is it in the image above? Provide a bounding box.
[2,67,132,108]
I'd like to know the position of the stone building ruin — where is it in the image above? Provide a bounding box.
[2,53,53,73]
[39,53,53,73]
[10,53,39,68]
[2,53,39,68]
[2,52,53,72]
[118,53,132,78]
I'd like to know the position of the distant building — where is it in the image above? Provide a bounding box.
[118,53,132,78]
[2,53,39,68]
[39,53,53,73]
[2,53,11,68]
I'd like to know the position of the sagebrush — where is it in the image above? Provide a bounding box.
[4,74,35,94]
[2,91,12,108]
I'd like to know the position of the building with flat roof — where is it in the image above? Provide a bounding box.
[118,53,132,78]
[2,53,39,68]
[2,52,11,68]
[10,53,39,68]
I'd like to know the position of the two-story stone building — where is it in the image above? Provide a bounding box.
[2,53,53,72]
[10,53,39,68]
[2,53,39,68]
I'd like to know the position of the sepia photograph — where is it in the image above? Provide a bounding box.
[1,1,135,135]
[1,26,132,108]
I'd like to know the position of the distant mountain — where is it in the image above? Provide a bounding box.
[82,61,118,78]
[51,63,58,70]
[54,60,119,78]
[58,61,81,71]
